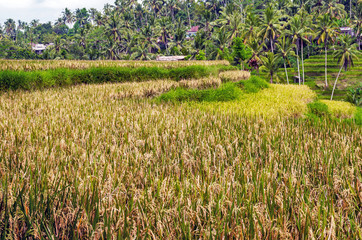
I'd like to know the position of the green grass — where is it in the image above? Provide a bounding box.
[157,76,269,103]
[0,65,235,91]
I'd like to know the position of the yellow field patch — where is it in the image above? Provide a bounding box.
[195,84,317,119]
[320,100,357,119]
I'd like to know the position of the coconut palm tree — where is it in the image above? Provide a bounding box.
[276,36,296,84]
[315,14,339,88]
[330,35,359,100]
[242,11,260,43]
[298,8,313,85]
[4,19,16,40]
[258,4,284,53]
[260,52,282,83]
[247,37,265,75]
[321,0,347,18]
[287,15,303,84]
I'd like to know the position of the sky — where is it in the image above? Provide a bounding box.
[0,0,114,24]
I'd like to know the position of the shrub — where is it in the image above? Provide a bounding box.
[238,75,269,93]
[196,51,206,60]
[346,83,362,107]
[203,82,242,102]
[307,101,329,117]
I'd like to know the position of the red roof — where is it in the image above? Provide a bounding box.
[188,26,199,32]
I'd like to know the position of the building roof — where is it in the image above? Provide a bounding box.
[340,27,353,31]
[32,44,46,51]
[156,56,186,61]
[187,26,199,33]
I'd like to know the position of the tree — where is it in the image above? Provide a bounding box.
[330,35,359,100]
[247,37,265,75]
[260,52,281,83]
[315,14,339,88]
[276,36,296,84]
[231,37,251,68]
[258,4,284,53]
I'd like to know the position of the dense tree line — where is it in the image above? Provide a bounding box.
[0,0,361,79]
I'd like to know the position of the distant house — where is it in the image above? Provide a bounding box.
[156,56,186,61]
[31,43,54,54]
[186,26,199,40]
[340,27,355,37]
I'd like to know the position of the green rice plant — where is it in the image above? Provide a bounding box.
[354,107,362,125]
[238,75,269,93]
[307,101,329,117]
[157,82,242,102]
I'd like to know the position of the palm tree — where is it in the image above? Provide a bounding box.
[330,35,359,100]
[321,0,347,18]
[258,4,284,53]
[155,17,172,52]
[276,36,296,84]
[62,8,75,25]
[242,11,260,43]
[298,8,313,85]
[315,14,338,88]
[260,52,281,83]
[287,15,303,84]
[4,19,16,40]
[247,37,265,75]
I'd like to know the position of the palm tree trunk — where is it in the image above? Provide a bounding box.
[301,39,305,85]
[271,38,274,53]
[331,64,344,100]
[325,44,328,88]
[284,61,289,84]
[296,43,301,85]
[270,74,273,84]
[186,2,191,28]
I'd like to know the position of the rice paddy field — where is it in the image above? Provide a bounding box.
[0,64,361,239]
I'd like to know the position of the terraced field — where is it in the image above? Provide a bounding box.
[282,52,362,100]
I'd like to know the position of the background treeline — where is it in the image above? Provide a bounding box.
[0,0,361,61]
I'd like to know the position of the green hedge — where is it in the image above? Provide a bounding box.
[0,65,230,91]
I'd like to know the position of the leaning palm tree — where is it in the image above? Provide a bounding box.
[315,14,338,88]
[276,36,296,84]
[260,52,282,83]
[330,35,359,100]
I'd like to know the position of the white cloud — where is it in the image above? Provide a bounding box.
[0,0,113,23]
